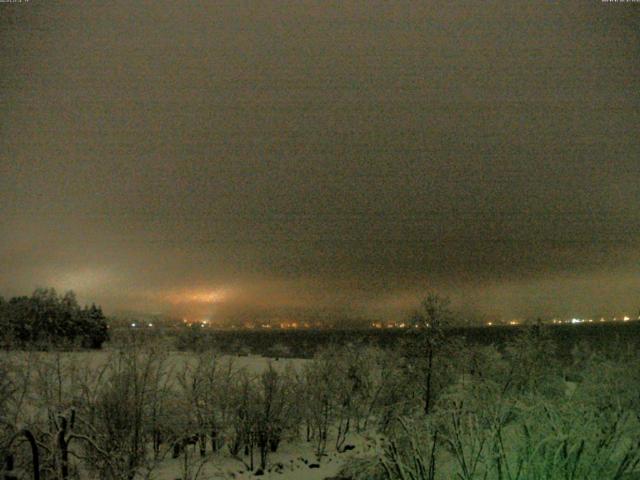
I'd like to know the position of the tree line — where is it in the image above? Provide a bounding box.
[0,288,109,349]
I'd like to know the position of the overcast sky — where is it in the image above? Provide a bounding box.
[1,1,639,323]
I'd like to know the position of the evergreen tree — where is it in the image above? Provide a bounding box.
[0,289,109,349]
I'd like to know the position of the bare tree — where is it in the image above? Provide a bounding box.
[409,293,453,416]
[75,347,169,480]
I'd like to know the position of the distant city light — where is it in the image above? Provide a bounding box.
[153,312,640,331]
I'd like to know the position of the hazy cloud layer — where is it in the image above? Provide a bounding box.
[1,2,639,322]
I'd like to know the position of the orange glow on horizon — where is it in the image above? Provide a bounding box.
[164,287,235,305]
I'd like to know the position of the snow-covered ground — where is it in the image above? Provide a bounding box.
[152,431,380,480]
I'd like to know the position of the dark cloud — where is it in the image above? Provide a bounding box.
[1,1,639,322]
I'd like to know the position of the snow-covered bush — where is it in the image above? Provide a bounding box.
[379,416,439,480]
[371,340,640,480]
[76,347,170,480]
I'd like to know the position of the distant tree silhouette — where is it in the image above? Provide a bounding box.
[0,288,109,349]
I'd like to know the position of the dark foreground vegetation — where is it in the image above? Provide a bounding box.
[1,295,640,479]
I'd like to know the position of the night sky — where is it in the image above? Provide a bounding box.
[1,2,639,323]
